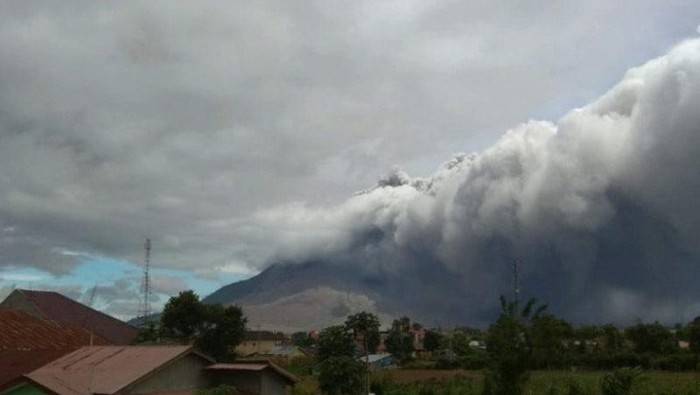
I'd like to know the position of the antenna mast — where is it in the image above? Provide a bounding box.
[141,238,152,324]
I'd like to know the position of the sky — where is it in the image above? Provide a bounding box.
[1,1,700,320]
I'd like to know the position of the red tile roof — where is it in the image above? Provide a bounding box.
[0,310,109,389]
[5,289,138,345]
[26,346,203,395]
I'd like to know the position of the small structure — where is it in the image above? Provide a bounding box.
[235,331,286,357]
[250,345,309,359]
[361,354,395,370]
[0,289,138,345]
[207,361,298,395]
[1,346,297,395]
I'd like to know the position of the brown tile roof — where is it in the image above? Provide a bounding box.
[206,360,298,384]
[0,310,110,389]
[7,289,138,345]
[25,346,202,395]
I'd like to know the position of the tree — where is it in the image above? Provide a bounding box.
[625,322,676,354]
[451,331,472,357]
[318,325,355,361]
[135,322,159,344]
[423,330,443,352]
[345,312,380,395]
[196,304,246,362]
[688,317,700,354]
[601,324,625,352]
[484,296,547,395]
[318,356,364,395]
[530,314,572,369]
[291,331,315,348]
[317,325,363,395]
[160,290,246,361]
[386,316,414,362]
[345,312,380,354]
[160,290,206,341]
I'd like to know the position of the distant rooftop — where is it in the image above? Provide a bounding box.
[0,289,138,345]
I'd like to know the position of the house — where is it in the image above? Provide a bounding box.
[250,345,309,359]
[0,289,138,345]
[207,361,298,395]
[235,331,287,357]
[1,346,297,395]
[410,326,426,352]
[0,310,110,389]
[359,354,395,370]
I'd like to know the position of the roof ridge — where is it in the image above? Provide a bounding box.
[22,289,136,328]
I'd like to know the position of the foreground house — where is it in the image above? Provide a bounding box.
[2,346,297,395]
[0,289,138,345]
[0,310,109,389]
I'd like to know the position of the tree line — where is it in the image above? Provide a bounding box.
[138,290,700,395]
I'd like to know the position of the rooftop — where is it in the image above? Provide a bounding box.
[207,360,298,384]
[3,289,138,345]
[26,346,205,395]
[0,310,109,389]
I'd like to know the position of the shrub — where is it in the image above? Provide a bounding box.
[318,356,364,395]
[600,367,644,395]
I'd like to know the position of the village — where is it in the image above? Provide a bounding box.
[3,288,700,395]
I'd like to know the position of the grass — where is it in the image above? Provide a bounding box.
[293,370,700,395]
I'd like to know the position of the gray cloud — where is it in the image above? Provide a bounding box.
[1,2,700,320]
[245,39,700,324]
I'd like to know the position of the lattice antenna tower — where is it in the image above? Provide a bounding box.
[141,238,152,323]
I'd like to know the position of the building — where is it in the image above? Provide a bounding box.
[208,361,298,395]
[249,345,310,359]
[0,289,138,345]
[0,310,110,389]
[235,331,287,357]
[1,346,297,395]
[360,354,395,370]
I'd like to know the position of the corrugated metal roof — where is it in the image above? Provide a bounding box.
[0,310,108,351]
[11,289,138,345]
[0,310,110,389]
[26,346,194,395]
[207,363,268,371]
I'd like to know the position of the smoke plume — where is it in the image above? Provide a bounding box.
[247,39,700,325]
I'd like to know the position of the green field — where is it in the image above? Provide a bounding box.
[294,370,700,395]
